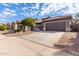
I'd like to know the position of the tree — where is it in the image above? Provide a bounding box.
[74,13,79,22]
[21,17,36,31]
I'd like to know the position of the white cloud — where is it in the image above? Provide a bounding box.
[4,8,16,14]
[12,13,17,16]
[40,3,56,16]
[0,8,17,18]
[5,8,11,11]
[53,3,67,12]
[30,11,38,16]
[19,13,24,15]
[2,3,9,7]
[0,11,10,18]
[35,3,40,9]
[13,3,19,5]
[31,3,40,10]
[21,7,28,11]
[39,3,79,16]
[3,11,12,16]
[24,11,38,17]
[0,18,7,23]
[74,3,79,12]
[60,3,79,15]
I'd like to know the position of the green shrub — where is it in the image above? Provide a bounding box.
[0,24,8,31]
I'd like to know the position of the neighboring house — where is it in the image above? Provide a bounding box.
[36,15,72,32]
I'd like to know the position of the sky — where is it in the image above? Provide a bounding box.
[0,3,79,23]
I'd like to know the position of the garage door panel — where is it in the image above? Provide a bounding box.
[46,22,65,31]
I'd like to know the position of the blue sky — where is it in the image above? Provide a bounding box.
[0,3,79,23]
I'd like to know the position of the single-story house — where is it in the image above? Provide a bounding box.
[36,15,72,32]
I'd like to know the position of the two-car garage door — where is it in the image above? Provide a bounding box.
[46,22,65,31]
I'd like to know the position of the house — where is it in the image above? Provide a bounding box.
[36,15,72,31]
[42,15,72,31]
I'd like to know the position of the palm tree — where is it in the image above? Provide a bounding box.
[21,17,36,31]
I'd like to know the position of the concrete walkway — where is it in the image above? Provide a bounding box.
[0,31,74,56]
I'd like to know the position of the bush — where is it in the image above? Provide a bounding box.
[0,24,8,31]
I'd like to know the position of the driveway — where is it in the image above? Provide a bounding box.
[0,31,73,56]
[20,31,64,47]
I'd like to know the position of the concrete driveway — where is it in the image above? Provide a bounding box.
[20,31,64,47]
[0,31,73,56]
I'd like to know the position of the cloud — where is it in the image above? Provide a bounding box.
[0,18,8,23]
[4,8,16,14]
[40,3,55,16]
[24,11,38,17]
[13,3,20,5]
[39,3,79,17]
[21,7,28,11]
[59,3,79,15]
[0,3,79,23]
[0,8,17,19]
[30,3,41,10]
[34,3,40,9]
[2,3,9,7]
